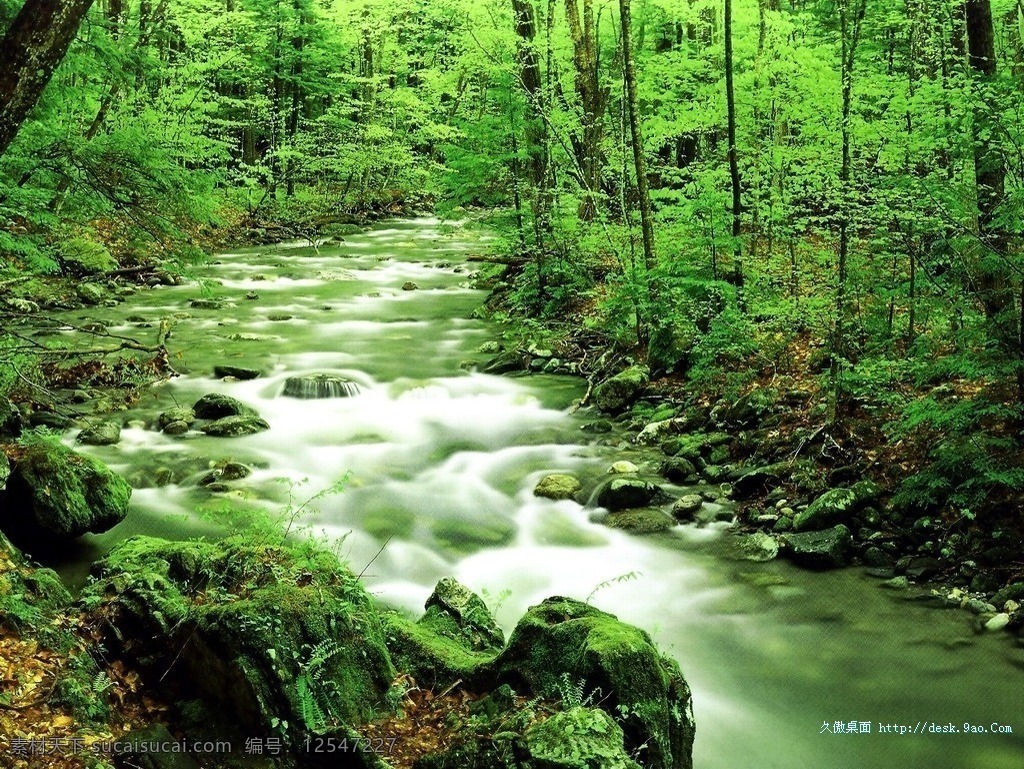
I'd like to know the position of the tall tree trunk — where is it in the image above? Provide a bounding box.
[725,0,744,296]
[565,0,608,220]
[0,0,96,158]
[619,0,655,274]
[966,0,1022,393]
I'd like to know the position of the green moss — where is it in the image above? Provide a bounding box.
[432,516,516,553]
[494,599,694,769]
[382,613,496,689]
[4,437,130,537]
[527,707,641,769]
[85,535,396,744]
[362,508,416,540]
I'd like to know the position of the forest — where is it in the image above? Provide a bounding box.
[1,0,1023,768]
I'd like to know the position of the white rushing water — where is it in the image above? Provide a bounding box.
[63,218,1022,769]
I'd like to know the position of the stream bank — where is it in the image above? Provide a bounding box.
[1,218,1022,768]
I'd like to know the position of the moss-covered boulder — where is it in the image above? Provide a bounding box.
[0,440,130,539]
[593,367,649,414]
[493,598,695,769]
[792,481,880,532]
[527,707,642,769]
[85,536,396,746]
[603,509,677,534]
[596,478,661,512]
[76,421,121,446]
[158,406,196,429]
[534,474,583,501]
[383,579,502,690]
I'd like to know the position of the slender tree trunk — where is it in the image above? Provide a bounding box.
[0,0,96,158]
[725,0,744,297]
[966,0,1023,395]
[619,0,655,274]
[565,0,608,220]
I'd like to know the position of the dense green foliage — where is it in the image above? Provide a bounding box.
[1,0,1023,519]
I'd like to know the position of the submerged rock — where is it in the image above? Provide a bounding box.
[534,474,583,501]
[200,415,270,437]
[189,298,222,310]
[593,366,649,414]
[1,440,130,539]
[494,598,695,769]
[213,365,261,380]
[604,509,677,534]
[282,374,360,399]
[76,421,121,446]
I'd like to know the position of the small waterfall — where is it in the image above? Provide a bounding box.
[281,374,361,399]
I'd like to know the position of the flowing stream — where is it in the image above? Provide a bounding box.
[48,218,1022,768]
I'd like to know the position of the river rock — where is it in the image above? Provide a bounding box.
[0,441,130,539]
[425,578,505,652]
[200,415,269,437]
[213,365,261,380]
[779,525,853,570]
[534,474,583,500]
[608,460,639,474]
[659,457,697,483]
[84,537,396,748]
[992,582,1024,609]
[792,481,880,532]
[720,388,774,428]
[596,478,660,511]
[635,418,690,446]
[671,494,704,521]
[162,421,190,436]
[282,374,360,399]
[493,598,695,769]
[75,282,105,305]
[402,281,419,290]
[593,366,649,414]
[604,509,676,534]
[267,312,293,321]
[731,461,794,500]
[0,397,25,438]
[77,421,121,446]
[482,350,528,375]
[526,707,641,769]
[192,393,257,420]
[739,532,779,562]
[189,298,222,310]
[985,613,1011,632]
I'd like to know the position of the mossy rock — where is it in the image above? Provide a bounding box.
[603,509,677,534]
[201,415,270,437]
[792,481,879,532]
[85,536,396,746]
[527,707,641,769]
[192,393,259,420]
[1,440,130,539]
[493,598,695,769]
[383,578,503,690]
[432,516,515,553]
[59,237,118,275]
[593,367,649,414]
[534,474,583,501]
[0,452,9,492]
[0,397,25,439]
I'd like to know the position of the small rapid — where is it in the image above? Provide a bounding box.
[55,218,1021,769]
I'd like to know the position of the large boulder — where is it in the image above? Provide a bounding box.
[1,440,130,539]
[593,367,649,414]
[779,525,853,569]
[192,393,258,420]
[604,509,677,534]
[596,478,661,511]
[730,462,794,500]
[85,536,396,747]
[526,707,642,769]
[493,598,694,769]
[792,481,880,532]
